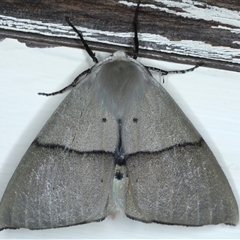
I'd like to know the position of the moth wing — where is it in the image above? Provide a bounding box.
[123,78,238,226]
[0,77,118,230]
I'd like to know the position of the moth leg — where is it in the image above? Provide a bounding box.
[132,1,141,60]
[65,16,98,64]
[38,68,91,96]
[145,62,203,76]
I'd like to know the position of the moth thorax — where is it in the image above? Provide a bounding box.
[95,60,148,118]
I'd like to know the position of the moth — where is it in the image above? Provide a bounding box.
[0,1,238,230]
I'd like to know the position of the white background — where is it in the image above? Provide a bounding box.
[0,38,239,239]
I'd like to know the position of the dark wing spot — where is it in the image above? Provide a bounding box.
[133,118,138,123]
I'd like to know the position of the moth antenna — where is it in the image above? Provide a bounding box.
[132,1,140,59]
[65,16,98,64]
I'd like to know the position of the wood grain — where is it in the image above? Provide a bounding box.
[0,0,239,72]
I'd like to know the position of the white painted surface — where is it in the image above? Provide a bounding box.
[0,38,239,239]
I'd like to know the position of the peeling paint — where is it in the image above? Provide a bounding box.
[0,13,240,64]
[233,41,240,45]
[119,0,240,28]
[212,25,240,34]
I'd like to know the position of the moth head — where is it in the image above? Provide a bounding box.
[112,51,128,61]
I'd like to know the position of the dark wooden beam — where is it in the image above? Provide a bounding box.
[0,0,240,72]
